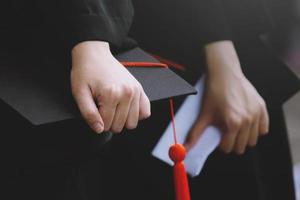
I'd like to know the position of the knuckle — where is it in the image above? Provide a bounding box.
[137,82,143,90]
[121,85,135,98]
[144,95,151,104]
[258,98,266,106]
[242,115,252,125]
[102,85,112,95]
[104,86,120,101]
[101,86,112,98]
[97,92,107,103]
[253,102,262,112]
[228,117,241,130]
[259,99,267,110]
[133,83,141,91]
[104,85,118,96]
[136,83,144,93]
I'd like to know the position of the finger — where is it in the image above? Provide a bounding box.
[259,103,269,135]
[184,114,210,151]
[125,91,140,130]
[248,117,259,147]
[234,122,251,155]
[73,86,104,134]
[111,93,133,133]
[139,90,151,120]
[98,92,119,132]
[219,130,238,154]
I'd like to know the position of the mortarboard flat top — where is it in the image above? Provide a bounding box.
[0,47,196,125]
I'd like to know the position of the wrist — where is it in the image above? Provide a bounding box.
[71,41,113,69]
[72,41,111,58]
[204,40,243,76]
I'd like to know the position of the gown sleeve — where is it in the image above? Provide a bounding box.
[131,0,232,48]
[192,0,233,45]
[169,0,233,45]
[37,0,135,51]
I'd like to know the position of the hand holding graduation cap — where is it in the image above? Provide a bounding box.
[71,41,151,134]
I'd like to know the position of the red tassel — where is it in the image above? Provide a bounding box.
[121,64,191,199]
[169,144,191,200]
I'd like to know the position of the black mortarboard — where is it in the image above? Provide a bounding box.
[0,47,196,166]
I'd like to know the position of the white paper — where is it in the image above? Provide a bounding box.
[152,76,222,177]
[294,163,300,200]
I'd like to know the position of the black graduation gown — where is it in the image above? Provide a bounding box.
[46,0,299,199]
[0,0,299,200]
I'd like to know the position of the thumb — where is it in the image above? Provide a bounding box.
[184,113,210,152]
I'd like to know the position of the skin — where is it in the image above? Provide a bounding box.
[71,41,151,134]
[183,41,270,154]
[71,40,269,155]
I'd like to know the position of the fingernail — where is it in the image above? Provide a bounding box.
[224,149,231,154]
[93,122,103,134]
[263,129,269,135]
[236,149,245,155]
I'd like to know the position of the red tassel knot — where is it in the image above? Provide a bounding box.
[169,144,186,163]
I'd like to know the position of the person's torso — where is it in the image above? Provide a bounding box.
[0,0,135,52]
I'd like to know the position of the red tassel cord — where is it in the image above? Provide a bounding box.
[121,61,191,200]
[169,99,191,200]
[121,61,168,69]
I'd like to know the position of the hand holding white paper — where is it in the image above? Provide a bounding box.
[152,76,222,177]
